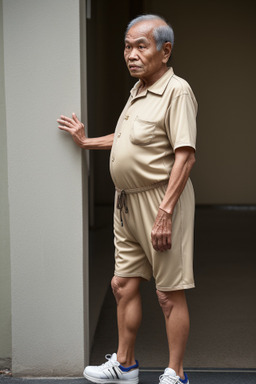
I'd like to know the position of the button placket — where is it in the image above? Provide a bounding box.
[111,103,133,164]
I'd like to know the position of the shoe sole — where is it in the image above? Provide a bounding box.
[83,373,139,384]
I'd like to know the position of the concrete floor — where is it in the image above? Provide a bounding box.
[1,370,256,384]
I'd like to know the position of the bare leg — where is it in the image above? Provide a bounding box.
[111,276,142,367]
[157,289,190,379]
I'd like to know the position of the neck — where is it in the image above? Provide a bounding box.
[139,66,169,90]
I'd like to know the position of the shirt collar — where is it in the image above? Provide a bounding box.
[130,67,174,98]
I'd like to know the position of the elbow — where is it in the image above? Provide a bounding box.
[185,152,196,175]
[174,146,196,172]
[191,152,196,167]
[188,151,196,170]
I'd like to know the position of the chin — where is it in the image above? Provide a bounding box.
[129,71,141,78]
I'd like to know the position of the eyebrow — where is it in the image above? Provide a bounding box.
[125,37,149,44]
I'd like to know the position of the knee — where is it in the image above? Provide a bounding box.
[111,276,140,304]
[156,290,174,319]
[111,276,125,304]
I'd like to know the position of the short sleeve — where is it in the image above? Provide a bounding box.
[166,92,197,150]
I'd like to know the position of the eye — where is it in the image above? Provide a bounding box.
[138,45,145,50]
[125,44,131,51]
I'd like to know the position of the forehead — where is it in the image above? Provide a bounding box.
[125,20,163,43]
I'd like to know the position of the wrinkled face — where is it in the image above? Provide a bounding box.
[124,20,169,85]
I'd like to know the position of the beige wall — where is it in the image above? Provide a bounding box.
[0,0,12,368]
[2,0,88,376]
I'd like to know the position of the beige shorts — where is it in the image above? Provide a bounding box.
[113,179,195,291]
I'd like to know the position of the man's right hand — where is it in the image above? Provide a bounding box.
[57,113,87,148]
[151,208,172,252]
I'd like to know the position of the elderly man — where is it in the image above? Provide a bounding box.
[58,14,197,384]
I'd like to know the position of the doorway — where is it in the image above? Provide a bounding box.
[86,0,256,369]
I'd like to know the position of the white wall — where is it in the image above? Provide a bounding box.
[3,0,88,376]
[0,0,12,367]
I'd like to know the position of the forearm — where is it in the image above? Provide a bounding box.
[159,148,195,215]
[57,114,114,150]
[80,133,114,150]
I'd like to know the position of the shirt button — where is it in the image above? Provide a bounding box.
[117,133,121,138]
[112,157,115,162]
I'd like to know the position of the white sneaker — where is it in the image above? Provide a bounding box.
[159,368,189,384]
[83,353,139,384]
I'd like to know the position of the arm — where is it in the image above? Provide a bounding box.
[57,113,114,150]
[151,146,196,252]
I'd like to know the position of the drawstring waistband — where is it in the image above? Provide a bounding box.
[115,180,169,227]
[116,190,129,227]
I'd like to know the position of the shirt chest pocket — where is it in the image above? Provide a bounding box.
[129,117,157,146]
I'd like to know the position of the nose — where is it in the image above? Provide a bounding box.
[128,47,138,60]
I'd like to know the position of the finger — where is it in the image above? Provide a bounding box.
[153,234,163,252]
[159,239,171,251]
[153,241,159,252]
[58,125,70,132]
[167,233,172,249]
[60,115,74,124]
[72,113,80,124]
[161,235,167,252]
[151,232,158,251]
[157,236,164,252]
[156,232,171,252]
[57,119,72,127]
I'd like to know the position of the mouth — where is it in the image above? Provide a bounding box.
[129,65,141,71]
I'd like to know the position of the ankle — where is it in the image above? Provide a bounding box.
[117,353,136,368]
[168,365,184,380]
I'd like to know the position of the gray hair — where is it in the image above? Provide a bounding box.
[125,14,174,51]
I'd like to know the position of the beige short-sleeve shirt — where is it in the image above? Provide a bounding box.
[110,67,197,190]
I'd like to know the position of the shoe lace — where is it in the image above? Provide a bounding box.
[159,372,180,384]
[99,354,118,370]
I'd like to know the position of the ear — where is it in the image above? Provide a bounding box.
[162,42,172,63]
